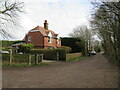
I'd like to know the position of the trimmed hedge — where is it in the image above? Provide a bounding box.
[29,48,66,60]
[2,54,10,61]
[58,46,72,53]
[12,54,29,62]
[2,53,29,63]
[61,37,85,53]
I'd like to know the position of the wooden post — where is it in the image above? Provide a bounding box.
[9,47,12,66]
[39,54,43,62]
[28,54,31,66]
[36,54,38,64]
[35,54,37,64]
[41,54,43,61]
[57,53,59,61]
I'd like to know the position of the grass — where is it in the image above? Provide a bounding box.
[67,56,86,62]
[2,62,48,68]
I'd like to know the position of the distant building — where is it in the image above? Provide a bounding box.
[23,20,61,49]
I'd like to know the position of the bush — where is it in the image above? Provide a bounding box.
[1,40,21,47]
[59,46,72,53]
[2,53,10,61]
[2,53,29,63]
[29,48,66,60]
[12,54,29,62]
[18,44,34,53]
[55,48,66,60]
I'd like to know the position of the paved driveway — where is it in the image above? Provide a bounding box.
[2,53,118,88]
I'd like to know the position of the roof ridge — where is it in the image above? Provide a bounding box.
[30,25,57,37]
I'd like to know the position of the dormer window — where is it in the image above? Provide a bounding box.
[48,37,52,43]
[28,36,31,41]
[57,39,59,44]
[48,32,52,43]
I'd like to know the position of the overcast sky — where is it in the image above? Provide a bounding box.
[16,0,93,40]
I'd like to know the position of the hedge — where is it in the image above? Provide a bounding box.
[2,53,29,63]
[2,54,10,61]
[29,48,66,60]
[61,37,85,53]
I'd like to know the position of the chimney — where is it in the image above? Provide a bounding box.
[44,20,48,30]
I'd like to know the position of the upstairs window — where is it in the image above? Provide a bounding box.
[28,36,31,41]
[48,37,52,43]
[57,39,59,44]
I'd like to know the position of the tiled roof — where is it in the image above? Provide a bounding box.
[30,26,58,38]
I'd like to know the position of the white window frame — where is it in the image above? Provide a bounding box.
[28,36,31,41]
[57,39,59,44]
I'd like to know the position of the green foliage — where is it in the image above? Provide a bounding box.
[59,46,72,53]
[67,56,85,62]
[61,37,85,53]
[18,44,34,53]
[30,48,66,60]
[94,45,101,53]
[1,40,22,51]
[1,40,21,47]
[55,48,66,60]
[2,53,29,62]
[12,54,29,62]
[13,41,22,44]
[2,53,10,61]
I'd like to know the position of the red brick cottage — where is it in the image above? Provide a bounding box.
[23,20,61,49]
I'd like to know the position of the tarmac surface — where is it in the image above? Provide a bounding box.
[2,53,118,88]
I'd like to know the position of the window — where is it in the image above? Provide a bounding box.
[28,36,31,41]
[56,39,59,44]
[48,37,52,43]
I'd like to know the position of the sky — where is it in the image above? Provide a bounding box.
[16,0,93,40]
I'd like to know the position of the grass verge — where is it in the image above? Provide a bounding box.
[2,63,48,68]
[67,56,86,62]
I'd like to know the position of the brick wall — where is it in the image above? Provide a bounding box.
[25,31,44,47]
[44,37,61,48]
[25,31,61,49]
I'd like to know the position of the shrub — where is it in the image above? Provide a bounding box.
[18,44,34,53]
[1,40,21,47]
[59,46,72,53]
[2,53,10,61]
[55,48,66,60]
[2,53,29,63]
[12,54,29,62]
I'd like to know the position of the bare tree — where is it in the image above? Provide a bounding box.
[0,0,24,39]
[69,25,93,55]
[91,1,120,64]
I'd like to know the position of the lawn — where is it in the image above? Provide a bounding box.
[67,56,86,62]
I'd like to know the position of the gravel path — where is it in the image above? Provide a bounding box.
[2,53,118,88]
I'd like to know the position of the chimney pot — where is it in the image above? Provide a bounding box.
[45,20,47,23]
[44,20,48,30]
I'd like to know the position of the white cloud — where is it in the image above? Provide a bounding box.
[17,0,92,40]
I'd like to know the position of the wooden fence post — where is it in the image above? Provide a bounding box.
[28,54,31,66]
[41,54,43,61]
[57,53,59,61]
[9,47,12,66]
[36,54,38,64]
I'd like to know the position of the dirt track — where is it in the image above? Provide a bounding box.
[2,53,118,88]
